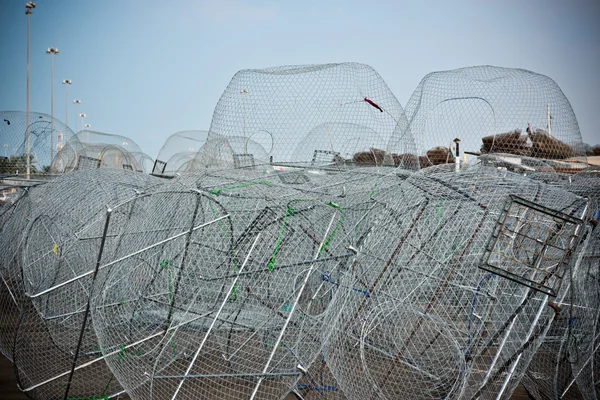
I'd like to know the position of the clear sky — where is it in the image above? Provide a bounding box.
[1,0,599,158]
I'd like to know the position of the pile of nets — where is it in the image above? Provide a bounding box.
[0,63,599,400]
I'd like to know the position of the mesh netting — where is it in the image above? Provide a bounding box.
[520,169,600,400]
[154,130,210,174]
[0,169,160,399]
[52,129,147,173]
[404,66,586,167]
[0,63,598,400]
[202,62,418,168]
[322,164,591,400]
[0,111,79,175]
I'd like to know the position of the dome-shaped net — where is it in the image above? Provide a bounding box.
[404,66,586,167]
[202,62,418,169]
[1,63,599,400]
[0,111,78,175]
[53,130,145,172]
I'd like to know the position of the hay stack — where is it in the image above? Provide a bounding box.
[481,130,531,156]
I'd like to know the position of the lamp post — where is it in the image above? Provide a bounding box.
[79,113,86,133]
[73,99,81,133]
[25,1,36,178]
[84,124,91,129]
[240,88,248,154]
[62,79,72,167]
[46,47,59,163]
[62,79,72,132]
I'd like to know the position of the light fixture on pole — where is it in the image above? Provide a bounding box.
[62,79,72,167]
[25,1,36,178]
[240,88,249,154]
[84,124,91,129]
[62,79,72,132]
[46,47,59,164]
[73,99,81,133]
[79,113,86,133]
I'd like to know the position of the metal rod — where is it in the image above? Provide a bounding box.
[249,210,338,400]
[26,214,229,298]
[495,292,548,400]
[62,208,112,400]
[156,371,301,380]
[171,232,262,400]
[21,311,211,392]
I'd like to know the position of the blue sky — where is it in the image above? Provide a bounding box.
[1,0,599,158]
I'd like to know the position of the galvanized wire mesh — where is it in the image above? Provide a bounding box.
[0,169,160,399]
[322,164,590,400]
[0,63,598,400]
[202,62,418,168]
[404,66,586,167]
[0,111,78,175]
[52,129,147,173]
[521,169,600,400]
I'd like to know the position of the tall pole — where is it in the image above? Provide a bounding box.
[47,47,59,164]
[63,80,72,132]
[62,79,72,169]
[26,2,35,178]
[79,113,86,135]
[73,99,81,134]
[241,89,248,154]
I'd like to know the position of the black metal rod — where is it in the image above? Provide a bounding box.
[63,208,112,400]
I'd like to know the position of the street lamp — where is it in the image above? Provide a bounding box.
[46,47,59,162]
[73,99,81,133]
[62,79,72,167]
[240,88,249,154]
[79,113,86,138]
[25,1,36,178]
[62,79,72,132]
[84,124,91,129]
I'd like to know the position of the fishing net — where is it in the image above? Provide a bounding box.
[88,166,402,400]
[203,62,418,169]
[322,164,590,400]
[521,169,600,400]
[404,66,586,167]
[0,111,78,175]
[0,169,160,399]
[52,130,145,173]
[1,63,598,400]
[154,130,210,174]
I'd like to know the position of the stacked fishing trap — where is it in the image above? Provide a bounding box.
[0,63,598,400]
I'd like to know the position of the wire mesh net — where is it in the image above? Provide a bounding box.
[321,164,590,400]
[0,111,79,175]
[201,62,419,169]
[404,65,586,167]
[0,63,599,400]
